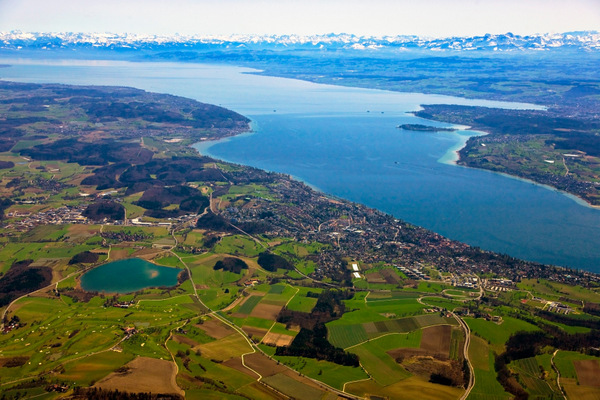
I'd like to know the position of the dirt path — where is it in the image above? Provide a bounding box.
[562,157,570,177]
[455,313,474,400]
[551,349,568,400]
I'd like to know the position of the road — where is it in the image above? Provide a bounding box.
[454,313,475,400]
[418,295,476,399]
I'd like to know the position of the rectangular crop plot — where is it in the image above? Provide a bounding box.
[268,284,285,294]
[262,373,325,400]
[414,314,454,327]
[250,303,283,320]
[387,317,419,332]
[237,295,262,315]
[519,376,555,397]
[574,360,600,387]
[327,324,368,349]
[420,325,451,359]
[514,357,540,376]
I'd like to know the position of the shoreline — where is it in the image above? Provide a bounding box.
[437,124,600,211]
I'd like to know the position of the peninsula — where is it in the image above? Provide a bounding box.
[396,124,457,132]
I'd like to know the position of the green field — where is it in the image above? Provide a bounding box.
[553,350,600,380]
[348,334,416,386]
[328,324,369,349]
[468,335,512,400]
[466,316,540,350]
[274,356,369,390]
[261,374,325,400]
[237,295,263,315]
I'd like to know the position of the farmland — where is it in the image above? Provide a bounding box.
[1,81,600,400]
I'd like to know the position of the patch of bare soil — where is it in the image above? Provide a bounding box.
[420,325,452,359]
[403,356,465,387]
[250,303,283,320]
[222,356,261,379]
[365,272,386,284]
[172,334,199,348]
[196,318,236,339]
[244,352,288,378]
[381,268,401,284]
[94,356,184,396]
[262,332,294,347]
[574,360,600,387]
[243,325,268,341]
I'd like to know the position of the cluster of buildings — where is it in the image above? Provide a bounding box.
[545,301,573,315]
[446,274,479,289]
[483,278,516,292]
[396,265,430,280]
[4,205,89,232]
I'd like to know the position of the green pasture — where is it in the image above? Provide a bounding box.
[274,355,369,390]
[213,235,265,258]
[466,316,539,351]
[348,334,413,386]
[467,335,512,400]
[237,295,262,315]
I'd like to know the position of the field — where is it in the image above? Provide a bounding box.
[467,335,512,400]
[328,312,454,349]
[466,316,540,351]
[237,295,263,315]
[273,355,369,390]
[95,356,184,396]
[555,351,594,380]
[346,375,464,400]
[574,360,600,387]
[261,374,326,400]
[511,357,557,398]
[420,325,452,358]
[196,317,236,339]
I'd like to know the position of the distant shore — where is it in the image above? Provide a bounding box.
[396,124,457,133]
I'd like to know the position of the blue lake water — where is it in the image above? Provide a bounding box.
[1,59,599,271]
[80,258,180,293]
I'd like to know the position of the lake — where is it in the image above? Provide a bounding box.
[80,258,181,293]
[1,59,599,271]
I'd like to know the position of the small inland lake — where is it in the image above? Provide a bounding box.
[80,258,181,294]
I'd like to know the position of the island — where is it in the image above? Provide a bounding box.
[1,81,599,400]
[396,124,457,132]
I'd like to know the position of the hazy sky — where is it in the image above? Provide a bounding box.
[1,0,599,37]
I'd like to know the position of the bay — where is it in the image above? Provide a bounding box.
[1,59,599,271]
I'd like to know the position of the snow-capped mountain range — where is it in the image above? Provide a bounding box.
[1,31,599,52]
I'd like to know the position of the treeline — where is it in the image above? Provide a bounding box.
[68,251,100,265]
[0,198,12,220]
[584,303,600,317]
[275,289,357,366]
[275,323,359,367]
[535,309,600,330]
[213,257,248,274]
[0,260,52,307]
[257,252,293,272]
[70,387,183,400]
[83,200,125,222]
[21,138,153,166]
[495,329,600,399]
[196,210,271,235]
